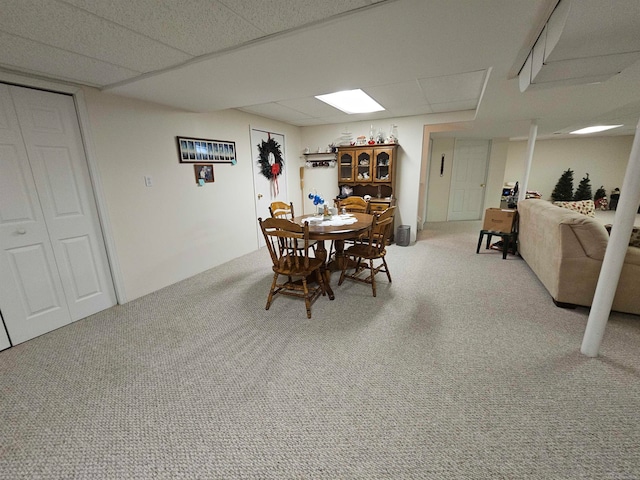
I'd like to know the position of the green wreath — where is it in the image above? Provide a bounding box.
[258,137,284,180]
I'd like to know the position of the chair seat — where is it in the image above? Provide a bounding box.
[344,243,386,259]
[275,256,324,276]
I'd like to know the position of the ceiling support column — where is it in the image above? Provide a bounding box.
[518,120,537,203]
[581,120,640,357]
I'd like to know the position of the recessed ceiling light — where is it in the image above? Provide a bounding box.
[569,125,623,134]
[315,89,385,114]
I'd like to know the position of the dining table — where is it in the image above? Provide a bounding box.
[293,212,374,300]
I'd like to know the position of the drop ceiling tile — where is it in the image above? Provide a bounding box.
[364,81,426,109]
[0,0,189,72]
[63,0,264,56]
[418,70,487,104]
[217,0,380,34]
[385,104,434,117]
[240,103,313,122]
[429,99,478,114]
[0,32,139,86]
[277,97,342,117]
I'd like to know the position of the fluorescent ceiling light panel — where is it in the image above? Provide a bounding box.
[315,89,385,114]
[570,125,623,134]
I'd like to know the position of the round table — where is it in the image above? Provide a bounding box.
[293,212,373,300]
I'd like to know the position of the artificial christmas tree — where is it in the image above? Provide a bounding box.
[574,173,592,201]
[551,168,574,201]
[594,185,608,210]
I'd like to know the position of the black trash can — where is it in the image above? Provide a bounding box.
[396,225,410,246]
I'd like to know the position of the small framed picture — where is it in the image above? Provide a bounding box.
[177,136,236,164]
[194,164,214,184]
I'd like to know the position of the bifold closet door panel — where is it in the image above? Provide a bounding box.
[10,86,117,322]
[0,84,73,344]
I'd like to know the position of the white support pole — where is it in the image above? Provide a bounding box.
[518,120,537,203]
[581,120,640,357]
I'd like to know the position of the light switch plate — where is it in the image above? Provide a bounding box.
[144,175,153,187]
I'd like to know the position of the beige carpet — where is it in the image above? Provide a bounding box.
[1,220,639,479]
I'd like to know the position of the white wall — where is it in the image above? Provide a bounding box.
[504,136,634,201]
[83,88,302,301]
[300,117,426,243]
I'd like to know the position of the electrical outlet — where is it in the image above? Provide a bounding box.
[144,175,153,187]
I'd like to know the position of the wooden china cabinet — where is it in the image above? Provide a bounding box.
[337,144,398,212]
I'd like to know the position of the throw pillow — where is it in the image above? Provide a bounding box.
[603,224,640,248]
[553,199,596,217]
[630,227,640,248]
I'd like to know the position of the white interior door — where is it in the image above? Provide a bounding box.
[447,139,490,221]
[250,129,288,248]
[0,84,116,345]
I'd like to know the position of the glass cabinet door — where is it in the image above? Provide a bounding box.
[355,150,372,182]
[373,148,393,183]
[339,151,355,182]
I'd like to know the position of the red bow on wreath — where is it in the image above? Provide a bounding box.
[271,162,280,196]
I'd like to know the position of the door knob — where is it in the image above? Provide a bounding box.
[257,193,263,199]
[17,228,26,234]
[480,184,486,188]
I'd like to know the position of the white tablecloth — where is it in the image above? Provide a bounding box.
[308,214,358,227]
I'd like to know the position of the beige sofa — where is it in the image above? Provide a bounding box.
[517,199,640,315]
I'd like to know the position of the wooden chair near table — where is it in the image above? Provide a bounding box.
[338,206,396,297]
[336,196,370,214]
[258,217,327,319]
[269,201,316,253]
[269,201,295,219]
[329,196,371,261]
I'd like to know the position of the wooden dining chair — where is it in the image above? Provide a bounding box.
[269,201,295,219]
[258,217,327,318]
[338,206,396,297]
[329,196,371,261]
[269,201,316,253]
[337,196,370,214]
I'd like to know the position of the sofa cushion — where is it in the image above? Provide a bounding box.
[553,199,596,217]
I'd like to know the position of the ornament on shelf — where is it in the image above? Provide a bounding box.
[387,124,398,144]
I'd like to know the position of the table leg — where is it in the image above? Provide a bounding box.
[314,240,335,300]
[327,239,347,271]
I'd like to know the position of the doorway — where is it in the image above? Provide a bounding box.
[250,128,289,248]
[447,139,490,221]
[0,84,116,346]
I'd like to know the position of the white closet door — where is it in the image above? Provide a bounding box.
[0,85,116,345]
[0,84,73,344]
[447,139,490,221]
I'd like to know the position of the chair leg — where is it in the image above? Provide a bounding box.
[382,256,392,282]
[266,273,278,310]
[476,232,484,254]
[485,233,492,249]
[369,259,377,297]
[302,277,312,319]
[338,255,348,285]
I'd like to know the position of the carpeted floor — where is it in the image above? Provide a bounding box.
[1,220,639,479]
